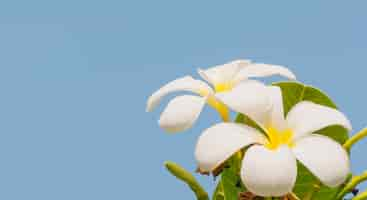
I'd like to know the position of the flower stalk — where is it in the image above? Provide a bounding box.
[288,193,301,200]
[164,161,209,200]
[337,171,367,199]
[352,190,367,200]
[344,127,367,151]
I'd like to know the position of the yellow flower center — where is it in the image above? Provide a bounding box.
[198,82,234,122]
[264,126,294,150]
[214,82,234,93]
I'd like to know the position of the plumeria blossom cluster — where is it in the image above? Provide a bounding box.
[147,60,295,132]
[147,60,367,199]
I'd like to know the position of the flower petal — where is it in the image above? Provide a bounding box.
[241,145,297,197]
[195,122,266,172]
[159,95,206,133]
[215,80,271,127]
[286,101,352,139]
[292,135,350,187]
[146,76,213,112]
[198,60,251,85]
[267,86,287,131]
[234,63,296,84]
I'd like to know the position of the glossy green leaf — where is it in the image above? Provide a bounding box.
[212,154,246,200]
[235,111,266,135]
[292,162,342,200]
[293,162,319,198]
[273,81,337,112]
[314,125,349,145]
[235,113,260,129]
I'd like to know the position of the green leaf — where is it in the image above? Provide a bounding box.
[314,125,349,145]
[273,81,337,113]
[313,186,341,200]
[164,161,209,200]
[235,111,266,135]
[293,162,343,200]
[293,162,318,198]
[212,155,246,200]
[235,113,260,130]
[212,181,224,200]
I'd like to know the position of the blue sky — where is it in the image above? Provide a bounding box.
[0,0,366,199]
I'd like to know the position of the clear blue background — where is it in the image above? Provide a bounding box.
[0,0,366,199]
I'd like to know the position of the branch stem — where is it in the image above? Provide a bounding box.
[344,127,367,151]
[164,161,209,200]
[353,190,367,200]
[337,171,367,199]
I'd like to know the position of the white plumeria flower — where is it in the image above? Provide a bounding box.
[195,86,352,197]
[146,60,296,133]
